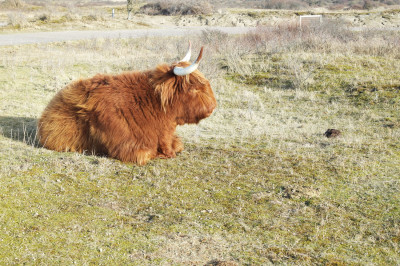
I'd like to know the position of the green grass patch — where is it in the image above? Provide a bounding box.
[227,53,400,105]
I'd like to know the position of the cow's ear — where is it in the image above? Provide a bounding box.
[150,64,177,112]
[154,79,176,112]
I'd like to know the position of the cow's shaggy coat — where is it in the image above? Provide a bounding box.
[38,50,216,165]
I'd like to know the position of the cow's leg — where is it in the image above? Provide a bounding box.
[107,140,157,165]
[158,143,176,158]
[172,135,184,153]
[157,131,177,158]
[134,149,157,165]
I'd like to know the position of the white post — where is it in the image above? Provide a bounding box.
[299,15,322,28]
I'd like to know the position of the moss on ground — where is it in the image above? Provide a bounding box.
[1,136,399,264]
[227,53,400,106]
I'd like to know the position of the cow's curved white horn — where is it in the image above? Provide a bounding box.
[180,41,192,62]
[173,46,204,76]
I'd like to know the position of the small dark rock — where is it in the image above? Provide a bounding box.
[205,260,238,266]
[324,129,341,138]
[383,123,395,128]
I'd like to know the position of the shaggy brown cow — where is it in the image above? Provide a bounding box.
[38,43,217,165]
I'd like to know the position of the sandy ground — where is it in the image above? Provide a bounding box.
[140,9,400,28]
[177,10,400,27]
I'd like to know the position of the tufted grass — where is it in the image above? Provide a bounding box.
[0,25,399,264]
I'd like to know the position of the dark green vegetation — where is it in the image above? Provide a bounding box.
[1,22,399,264]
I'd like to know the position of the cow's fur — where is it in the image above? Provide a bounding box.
[38,59,217,165]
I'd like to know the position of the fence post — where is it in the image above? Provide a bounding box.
[299,15,323,29]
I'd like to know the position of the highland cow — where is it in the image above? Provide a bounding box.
[38,43,217,165]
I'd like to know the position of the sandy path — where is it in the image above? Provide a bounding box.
[0,26,255,46]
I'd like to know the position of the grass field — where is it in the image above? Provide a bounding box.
[1,20,400,264]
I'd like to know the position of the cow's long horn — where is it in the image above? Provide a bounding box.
[173,46,203,76]
[180,41,192,62]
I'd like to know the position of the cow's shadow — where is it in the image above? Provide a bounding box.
[0,116,39,146]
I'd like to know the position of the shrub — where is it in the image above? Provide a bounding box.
[260,0,308,9]
[82,13,104,22]
[36,13,51,22]
[2,0,25,8]
[138,0,213,16]
[7,12,28,28]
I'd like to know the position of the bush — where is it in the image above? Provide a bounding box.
[2,0,25,8]
[260,0,308,9]
[138,0,213,16]
[36,13,51,22]
[7,13,28,28]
